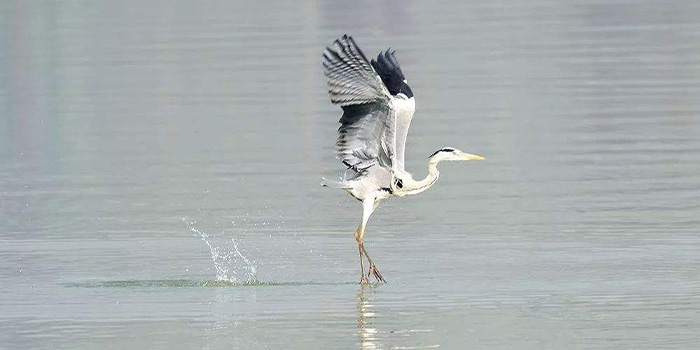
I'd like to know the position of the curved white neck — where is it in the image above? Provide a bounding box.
[393,159,440,196]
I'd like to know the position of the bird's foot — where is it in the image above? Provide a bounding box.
[360,275,370,284]
[368,264,386,283]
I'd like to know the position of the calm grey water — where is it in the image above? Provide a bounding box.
[2,1,700,349]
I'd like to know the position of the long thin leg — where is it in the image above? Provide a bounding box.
[361,244,385,282]
[364,200,385,282]
[356,196,386,283]
[355,225,368,284]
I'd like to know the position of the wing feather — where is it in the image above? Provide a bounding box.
[322,35,416,177]
[322,35,389,106]
[372,50,416,173]
[335,103,392,173]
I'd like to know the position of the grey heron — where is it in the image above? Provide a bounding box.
[322,35,485,284]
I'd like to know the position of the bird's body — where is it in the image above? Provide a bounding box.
[322,35,484,283]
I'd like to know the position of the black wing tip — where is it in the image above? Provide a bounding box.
[334,34,355,47]
[324,34,369,62]
[371,47,407,95]
[375,49,399,70]
[332,34,364,48]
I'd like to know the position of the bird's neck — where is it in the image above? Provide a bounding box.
[395,160,440,196]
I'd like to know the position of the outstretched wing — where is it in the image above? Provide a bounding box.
[371,50,416,174]
[322,35,390,106]
[336,103,392,173]
[323,35,395,174]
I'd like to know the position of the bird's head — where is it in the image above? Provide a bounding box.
[428,147,485,163]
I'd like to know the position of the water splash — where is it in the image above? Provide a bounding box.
[183,217,258,283]
[232,237,256,277]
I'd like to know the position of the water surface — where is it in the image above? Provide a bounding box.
[2,1,700,349]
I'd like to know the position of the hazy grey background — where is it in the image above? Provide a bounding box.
[1,0,699,349]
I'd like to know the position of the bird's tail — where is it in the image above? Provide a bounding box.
[321,177,351,189]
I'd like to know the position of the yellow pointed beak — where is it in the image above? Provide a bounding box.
[461,153,485,161]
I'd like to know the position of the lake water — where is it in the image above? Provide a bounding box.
[1,1,699,349]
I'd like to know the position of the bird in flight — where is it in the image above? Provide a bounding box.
[321,35,484,284]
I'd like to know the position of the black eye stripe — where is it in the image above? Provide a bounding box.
[428,148,456,158]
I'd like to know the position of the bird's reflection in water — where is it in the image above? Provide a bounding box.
[356,285,440,350]
[356,284,381,350]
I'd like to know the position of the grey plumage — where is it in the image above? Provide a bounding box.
[322,35,414,193]
[322,35,389,106]
[336,102,392,173]
[321,35,484,283]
